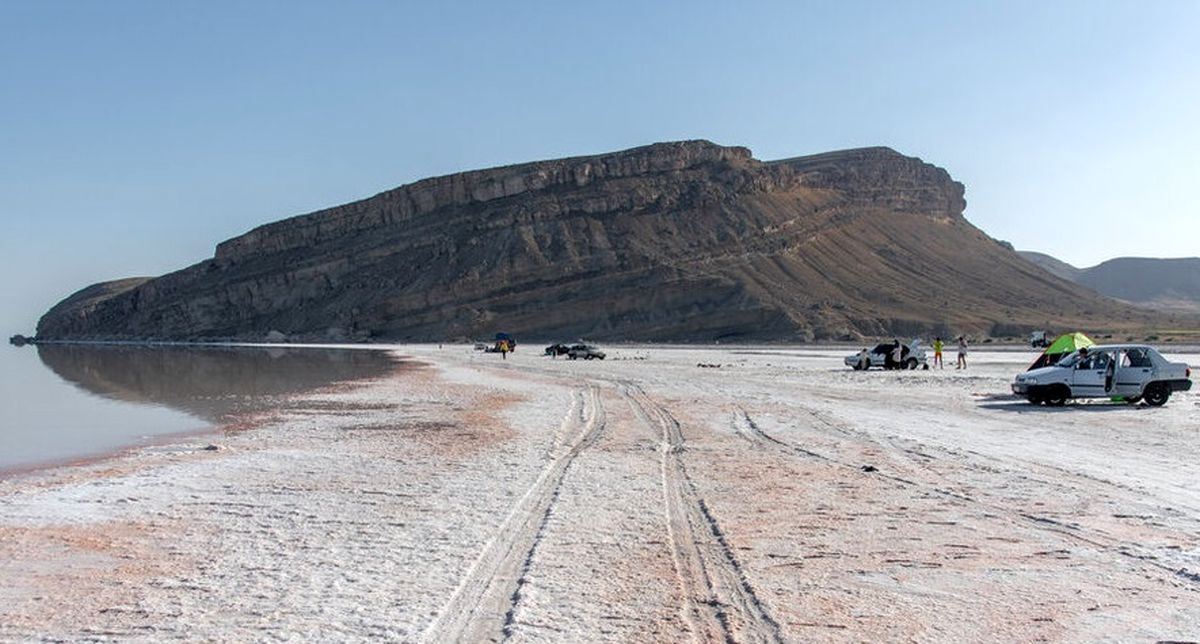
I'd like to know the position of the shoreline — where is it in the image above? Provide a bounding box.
[0,423,227,484]
[0,344,410,483]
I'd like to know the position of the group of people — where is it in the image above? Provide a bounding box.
[853,334,970,371]
[930,335,969,369]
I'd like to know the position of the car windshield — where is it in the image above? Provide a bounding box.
[1056,352,1081,367]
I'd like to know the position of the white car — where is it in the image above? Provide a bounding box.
[844,341,928,370]
[567,344,606,360]
[1012,344,1192,406]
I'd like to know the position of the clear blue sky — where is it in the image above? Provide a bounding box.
[2,2,1198,335]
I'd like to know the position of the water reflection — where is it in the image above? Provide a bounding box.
[35,344,400,423]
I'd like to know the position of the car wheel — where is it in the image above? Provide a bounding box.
[1026,395,1043,405]
[1044,386,1068,406]
[906,358,918,370]
[1144,384,1170,406]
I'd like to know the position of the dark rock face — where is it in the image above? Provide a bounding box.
[37,140,1156,342]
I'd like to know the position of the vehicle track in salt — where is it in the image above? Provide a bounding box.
[621,383,784,644]
[758,399,1147,509]
[420,385,606,644]
[735,404,1200,587]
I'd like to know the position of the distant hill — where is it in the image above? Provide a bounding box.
[1018,251,1083,283]
[1018,252,1200,313]
[37,140,1178,343]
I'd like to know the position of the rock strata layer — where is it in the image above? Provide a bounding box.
[37,140,1158,342]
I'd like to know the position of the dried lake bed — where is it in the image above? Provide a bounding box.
[1,344,1198,642]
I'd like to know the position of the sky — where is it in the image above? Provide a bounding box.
[2,1,1198,335]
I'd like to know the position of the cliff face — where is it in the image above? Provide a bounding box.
[37,140,1157,342]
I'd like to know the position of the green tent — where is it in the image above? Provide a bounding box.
[1027,332,1095,370]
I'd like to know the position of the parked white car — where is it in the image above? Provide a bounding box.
[1012,344,1192,406]
[567,344,606,360]
[844,341,928,370]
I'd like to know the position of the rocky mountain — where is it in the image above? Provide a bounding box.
[38,140,1174,343]
[1019,252,1200,314]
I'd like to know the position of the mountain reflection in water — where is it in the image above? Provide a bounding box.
[36,344,400,423]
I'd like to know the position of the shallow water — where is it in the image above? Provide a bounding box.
[0,344,397,473]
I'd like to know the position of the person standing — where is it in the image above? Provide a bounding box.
[932,337,944,369]
[890,340,903,370]
[956,335,968,370]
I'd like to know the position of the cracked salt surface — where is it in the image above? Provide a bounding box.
[1,345,1198,642]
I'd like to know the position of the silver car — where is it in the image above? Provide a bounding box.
[844,341,928,370]
[1012,344,1192,406]
[567,344,606,360]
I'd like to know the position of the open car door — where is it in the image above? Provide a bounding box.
[1071,349,1116,396]
[1114,347,1154,398]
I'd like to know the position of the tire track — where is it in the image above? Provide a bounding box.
[738,405,1200,587]
[421,385,606,643]
[622,385,783,644]
[732,410,831,462]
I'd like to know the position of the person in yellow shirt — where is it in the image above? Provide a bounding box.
[932,337,944,369]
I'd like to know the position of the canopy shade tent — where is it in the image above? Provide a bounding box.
[1027,332,1095,370]
[493,332,516,352]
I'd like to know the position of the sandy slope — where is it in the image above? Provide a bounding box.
[1,345,1198,642]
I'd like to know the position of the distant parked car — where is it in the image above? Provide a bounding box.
[1030,331,1051,348]
[567,344,606,360]
[1012,344,1192,406]
[544,343,571,357]
[473,342,488,351]
[844,341,928,370]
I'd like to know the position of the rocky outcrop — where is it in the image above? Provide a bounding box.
[38,140,1166,342]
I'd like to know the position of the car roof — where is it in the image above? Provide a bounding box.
[1075,344,1157,351]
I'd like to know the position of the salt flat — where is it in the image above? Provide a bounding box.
[1,345,1198,642]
